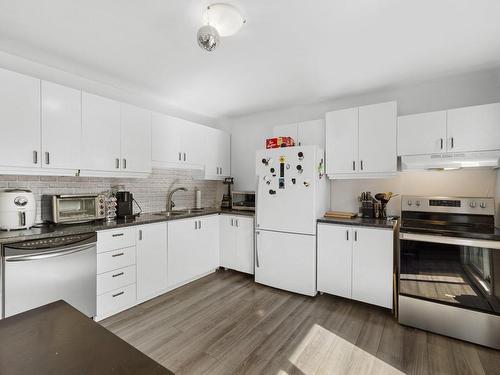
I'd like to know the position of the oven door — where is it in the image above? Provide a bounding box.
[399,232,500,315]
[56,196,98,223]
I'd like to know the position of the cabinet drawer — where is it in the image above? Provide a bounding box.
[97,284,136,316]
[97,228,136,253]
[97,246,136,274]
[97,265,136,295]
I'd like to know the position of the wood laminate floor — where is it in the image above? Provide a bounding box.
[101,270,500,375]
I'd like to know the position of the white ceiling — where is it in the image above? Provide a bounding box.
[0,0,499,119]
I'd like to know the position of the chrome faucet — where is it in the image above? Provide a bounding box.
[167,187,188,212]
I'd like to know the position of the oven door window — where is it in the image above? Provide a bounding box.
[58,197,96,221]
[400,239,500,315]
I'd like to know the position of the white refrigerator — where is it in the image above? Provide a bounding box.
[255,145,328,296]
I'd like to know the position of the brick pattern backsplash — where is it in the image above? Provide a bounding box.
[0,169,224,223]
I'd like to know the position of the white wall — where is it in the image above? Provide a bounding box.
[0,50,219,128]
[224,67,500,209]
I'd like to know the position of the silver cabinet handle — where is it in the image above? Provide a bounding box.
[195,221,198,230]
[138,229,143,241]
[231,218,234,226]
[112,291,124,298]
[220,167,223,175]
[354,230,358,241]
[33,150,38,164]
[346,230,349,241]
[112,252,124,258]
[199,220,202,229]
[115,158,120,169]
[255,231,260,267]
[450,137,454,149]
[112,233,124,237]
[183,153,186,161]
[123,158,127,169]
[360,160,364,170]
[352,161,355,171]
[112,272,124,278]
[236,219,239,227]
[178,152,182,161]
[440,138,443,150]
[45,152,50,165]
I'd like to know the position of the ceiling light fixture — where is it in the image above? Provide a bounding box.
[197,3,246,52]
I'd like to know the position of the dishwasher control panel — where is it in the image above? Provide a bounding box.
[6,232,97,250]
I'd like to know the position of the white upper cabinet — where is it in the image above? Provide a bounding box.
[397,111,447,156]
[326,101,397,178]
[152,112,230,179]
[358,101,397,173]
[0,68,40,169]
[272,119,325,147]
[41,81,81,170]
[325,107,359,175]
[81,92,122,172]
[121,103,151,174]
[447,103,500,153]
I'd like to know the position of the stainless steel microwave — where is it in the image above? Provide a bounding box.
[232,191,255,211]
[42,194,106,224]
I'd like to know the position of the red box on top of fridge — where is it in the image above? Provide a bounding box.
[265,137,295,149]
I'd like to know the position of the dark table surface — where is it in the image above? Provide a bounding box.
[0,301,173,375]
[0,208,254,245]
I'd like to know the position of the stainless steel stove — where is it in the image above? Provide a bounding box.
[398,196,500,349]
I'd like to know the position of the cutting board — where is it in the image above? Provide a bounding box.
[324,211,358,219]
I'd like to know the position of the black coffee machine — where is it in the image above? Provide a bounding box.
[115,191,135,220]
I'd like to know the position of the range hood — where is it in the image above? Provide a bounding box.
[400,151,500,170]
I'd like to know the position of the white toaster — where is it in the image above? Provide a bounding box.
[0,189,36,230]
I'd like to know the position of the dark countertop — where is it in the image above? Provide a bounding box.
[0,208,254,245]
[317,216,399,229]
[0,301,172,375]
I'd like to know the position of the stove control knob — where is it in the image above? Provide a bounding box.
[470,201,477,208]
[415,200,421,207]
[480,202,486,209]
[407,200,413,206]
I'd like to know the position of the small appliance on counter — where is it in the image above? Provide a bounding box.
[42,194,106,224]
[232,191,255,211]
[0,189,36,230]
[221,177,234,209]
[115,191,138,220]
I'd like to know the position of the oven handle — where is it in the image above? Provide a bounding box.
[400,232,500,250]
[5,243,95,262]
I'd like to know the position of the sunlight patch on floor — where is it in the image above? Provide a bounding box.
[280,323,404,375]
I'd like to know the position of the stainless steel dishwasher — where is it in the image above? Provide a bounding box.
[2,232,97,318]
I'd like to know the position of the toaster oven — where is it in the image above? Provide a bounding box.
[42,194,106,224]
[231,191,255,211]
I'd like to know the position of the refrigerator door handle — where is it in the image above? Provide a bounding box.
[255,231,260,268]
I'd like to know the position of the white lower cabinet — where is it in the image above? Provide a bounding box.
[317,224,393,309]
[136,223,168,302]
[220,215,254,274]
[167,215,219,289]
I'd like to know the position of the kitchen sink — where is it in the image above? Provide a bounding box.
[152,208,207,217]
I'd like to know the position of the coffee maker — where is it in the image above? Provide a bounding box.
[115,191,135,220]
[221,178,234,209]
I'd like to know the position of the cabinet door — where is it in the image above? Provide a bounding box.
[317,224,352,299]
[0,68,40,168]
[121,104,151,173]
[217,130,231,177]
[41,81,81,169]
[198,215,220,270]
[167,219,196,287]
[220,215,236,269]
[81,92,121,171]
[397,111,447,156]
[273,122,298,141]
[447,103,500,152]
[298,119,325,148]
[352,227,393,308]
[358,101,397,173]
[325,108,358,174]
[151,113,183,165]
[136,223,168,300]
[235,216,254,274]
[181,120,204,168]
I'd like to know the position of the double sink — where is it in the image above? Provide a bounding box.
[152,208,209,217]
